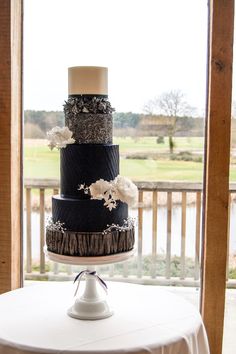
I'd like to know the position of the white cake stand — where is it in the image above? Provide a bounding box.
[45,248,134,320]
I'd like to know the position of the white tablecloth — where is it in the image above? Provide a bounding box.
[0,282,209,354]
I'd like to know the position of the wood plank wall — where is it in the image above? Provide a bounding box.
[0,0,23,293]
[201,1,234,353]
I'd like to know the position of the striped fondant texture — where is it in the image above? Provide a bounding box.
[60,144,119,199]
[52,195,128,232]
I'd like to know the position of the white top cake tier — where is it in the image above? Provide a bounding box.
[68,66,108,95]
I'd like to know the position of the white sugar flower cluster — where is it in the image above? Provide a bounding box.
[79,176,138,211]
[46,218,66,233]
[102,217,136,234]
[47,126,75,150]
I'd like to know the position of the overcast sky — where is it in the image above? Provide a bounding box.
[24,0,209,115]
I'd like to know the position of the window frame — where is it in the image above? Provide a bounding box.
[0,1,234,353]
[0,0,23,292]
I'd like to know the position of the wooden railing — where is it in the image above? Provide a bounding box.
[23,179,236,287]
[134,182,203,285]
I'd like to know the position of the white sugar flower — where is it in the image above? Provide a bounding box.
[89,179,112,200]
[78,183,85,190]
[82,175,138,211]
[113,175,138,207]
[47,126,75,150]
[104,199,117,211]
[46,217,66,233]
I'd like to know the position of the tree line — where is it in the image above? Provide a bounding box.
[24,110,141,136]
[24,90,204,154]
[24,110,202,135]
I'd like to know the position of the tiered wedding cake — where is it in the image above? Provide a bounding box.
[46,66,136,257]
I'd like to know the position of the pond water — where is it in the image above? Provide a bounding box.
[23,203,236,260]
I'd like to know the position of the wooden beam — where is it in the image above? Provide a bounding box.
[201,1,234,353]
[0,0,23,293]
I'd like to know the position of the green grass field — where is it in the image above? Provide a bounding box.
[24,137,236,182]
[115,136,204,153]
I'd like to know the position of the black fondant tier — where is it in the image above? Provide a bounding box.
[52,195,128,232]
[60,144,119,199]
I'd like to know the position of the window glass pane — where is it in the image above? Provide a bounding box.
[24,0,207,310]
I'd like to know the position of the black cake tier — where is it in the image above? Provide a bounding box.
[61,144,119,199]
[52,195,128,232]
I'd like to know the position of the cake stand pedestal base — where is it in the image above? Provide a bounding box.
[67,270,113,320]
[45,248,134,320]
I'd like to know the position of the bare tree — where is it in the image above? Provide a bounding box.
[143,98,157,115]
[143,90,195,154]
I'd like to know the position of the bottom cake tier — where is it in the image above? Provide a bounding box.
[46,227,135,256]
[46,194,135,256]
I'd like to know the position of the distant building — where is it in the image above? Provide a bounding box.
[137,114,204,137]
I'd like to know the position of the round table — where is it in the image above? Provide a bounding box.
[0,282,209,354]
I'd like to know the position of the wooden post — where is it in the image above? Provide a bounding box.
[201,1,234,353]
[0,0,23,293]
[53,188,59,274]
[137,190,143,278]
[194,192,201,281]
[180,192,187,280]
[166,192,172,279]
[26,188,32,274]
[40,189,45,274]
[151,191,158,278]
